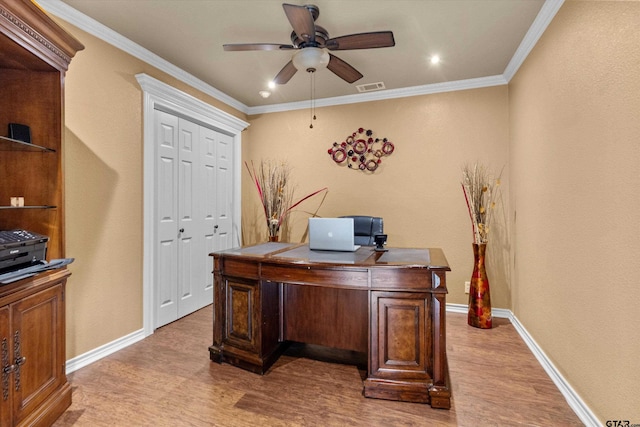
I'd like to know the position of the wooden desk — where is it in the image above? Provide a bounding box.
[209,243,451,408]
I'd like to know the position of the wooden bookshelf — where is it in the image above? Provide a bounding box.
[0,0,83,425]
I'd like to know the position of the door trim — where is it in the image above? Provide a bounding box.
[136,73,248,336]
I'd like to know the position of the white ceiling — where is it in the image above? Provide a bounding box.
[46,0,559,113]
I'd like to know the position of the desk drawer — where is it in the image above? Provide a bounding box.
[222,258,260,280]
[371,267,432,290]
[261,263,368,288]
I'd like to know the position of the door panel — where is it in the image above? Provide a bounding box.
[200,127,218,300]
[11,285,64,424]
[370,291,432,381]
[156,110,179,327]
[158,240,177,309]
[215,133,234,251]
[177,120,200,317]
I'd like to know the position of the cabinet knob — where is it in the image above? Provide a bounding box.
[179,228,185,233]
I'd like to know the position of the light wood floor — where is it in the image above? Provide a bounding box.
[53,307,583,426]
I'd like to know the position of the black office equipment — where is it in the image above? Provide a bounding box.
[0,229,48,273]
[8,123,32,143]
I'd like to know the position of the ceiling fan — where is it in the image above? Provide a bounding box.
[223,3,396,85]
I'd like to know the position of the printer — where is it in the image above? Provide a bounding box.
[0,229,48,273]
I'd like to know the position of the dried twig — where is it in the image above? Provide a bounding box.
[461,163,502,244]
[246,160,327,238]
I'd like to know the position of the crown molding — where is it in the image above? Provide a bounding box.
[36,0,249,113]
[503,0,565,81]
[247,75,508,115]
[38,0,562,115]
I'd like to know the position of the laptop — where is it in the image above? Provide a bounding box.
[308,218,361,252]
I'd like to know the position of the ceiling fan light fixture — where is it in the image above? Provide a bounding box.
[292,47,329,72]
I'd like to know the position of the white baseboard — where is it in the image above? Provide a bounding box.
[508,314,601,427]
[65,328,146,375]
[446,303,600,427]
[446,302,512,318]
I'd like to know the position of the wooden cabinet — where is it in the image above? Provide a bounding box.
[0,0,83,425]
[211,258,282,374]
[0,271,70,427]
[365,291,432,403]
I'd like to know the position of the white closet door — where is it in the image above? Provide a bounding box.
[154,110,230,328]
[213,132,234,251]
[155,110,179,327]
[201,129,234,296]
[199,126,218,310]
[176,119,202,318]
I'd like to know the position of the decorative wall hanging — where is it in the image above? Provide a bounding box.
[327,128,395,173]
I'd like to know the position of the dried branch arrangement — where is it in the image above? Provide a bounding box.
[246,160,327,239]
[461,163,502,244]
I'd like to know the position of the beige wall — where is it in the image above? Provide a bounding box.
[509,1,640,422]
[54,0,640,423]
[59,22,246,358]
[244,88,511,308]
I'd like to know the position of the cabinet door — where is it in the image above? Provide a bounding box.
[0,306,10,427]
[10,284,64,424]
[370,291,432,381]
[224,278,260,353]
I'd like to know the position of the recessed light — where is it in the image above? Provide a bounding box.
[259,90,271,98]
[430,55,440,65]
[268,81,276,89]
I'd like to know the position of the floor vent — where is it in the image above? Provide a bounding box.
[356,82,385,93]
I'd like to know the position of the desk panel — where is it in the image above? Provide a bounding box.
[283,284,368,353]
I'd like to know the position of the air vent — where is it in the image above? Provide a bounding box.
[356,82,386,93]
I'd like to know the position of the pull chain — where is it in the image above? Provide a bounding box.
[309,69,317,129]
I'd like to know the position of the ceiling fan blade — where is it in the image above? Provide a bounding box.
[282,3,316,44]
[223,43,295,52]
[325,31,395,50]
[273,60,298,84]
[327,54,363,84]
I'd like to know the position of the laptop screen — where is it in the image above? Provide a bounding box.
[308,218,360,252]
